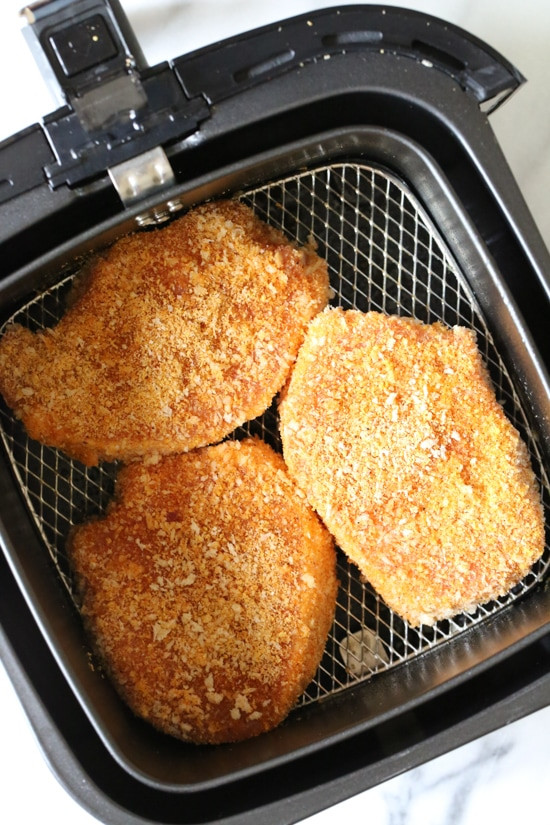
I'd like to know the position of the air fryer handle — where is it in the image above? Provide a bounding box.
[17,0,209,190]
[21,0,148,108]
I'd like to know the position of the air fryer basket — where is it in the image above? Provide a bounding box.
[1,158,549,707]
[0,4,549,824]
[1,135,549,788]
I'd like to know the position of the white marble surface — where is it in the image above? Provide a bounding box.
[0,1,548,823]
[0,656,549,825]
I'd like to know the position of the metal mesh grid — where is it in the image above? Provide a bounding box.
[0,162,548,708]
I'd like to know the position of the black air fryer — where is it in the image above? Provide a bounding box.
[0,2,548,824]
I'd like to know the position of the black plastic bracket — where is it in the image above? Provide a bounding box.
[20,0,210,188]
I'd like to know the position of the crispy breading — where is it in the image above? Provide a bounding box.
[279,308,545,626]
[67,438,337,744]
[0,200,329,465]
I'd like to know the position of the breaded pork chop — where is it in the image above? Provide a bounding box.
[279,308,545,627]
[0,200,329,465]
[68,438,337,744]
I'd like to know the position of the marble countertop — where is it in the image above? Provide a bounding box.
[0,1,548,823]
[0,656,548,825]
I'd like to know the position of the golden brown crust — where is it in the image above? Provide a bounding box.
[67,438,337,744]
[0,200,329,465]
[279,308,545,626]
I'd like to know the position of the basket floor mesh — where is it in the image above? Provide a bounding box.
[1,162,549,708]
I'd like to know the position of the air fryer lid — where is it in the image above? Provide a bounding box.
[0,0,548,814]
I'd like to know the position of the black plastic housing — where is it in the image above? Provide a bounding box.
[0,5,548,824]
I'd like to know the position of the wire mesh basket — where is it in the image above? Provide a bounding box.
[1,161,548,710]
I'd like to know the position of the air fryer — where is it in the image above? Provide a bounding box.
[0,2,548,824]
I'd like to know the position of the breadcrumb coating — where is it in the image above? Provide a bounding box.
[279,308,545,626]
[68,438,337,744]
[0,200,329,465]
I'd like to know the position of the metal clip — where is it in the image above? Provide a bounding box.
[108,146,175,213]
